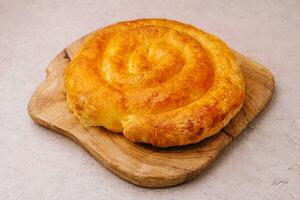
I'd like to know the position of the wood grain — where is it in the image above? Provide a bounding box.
[28,36,274,188]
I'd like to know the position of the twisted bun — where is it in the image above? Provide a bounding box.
[64,19,245,147]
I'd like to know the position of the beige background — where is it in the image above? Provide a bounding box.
[0,0,299,199]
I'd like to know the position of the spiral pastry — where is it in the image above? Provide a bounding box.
[64,19,245,147]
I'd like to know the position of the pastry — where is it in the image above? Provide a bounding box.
[64,18,245,147]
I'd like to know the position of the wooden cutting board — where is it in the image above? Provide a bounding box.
[28,36,274,188]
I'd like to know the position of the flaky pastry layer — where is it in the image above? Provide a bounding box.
[64,19,245,147]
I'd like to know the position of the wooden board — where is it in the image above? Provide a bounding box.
[28,36,274,188]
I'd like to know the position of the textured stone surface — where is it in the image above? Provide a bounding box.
[0,0,299,199]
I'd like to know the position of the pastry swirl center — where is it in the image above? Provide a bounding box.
[100,26,212,91]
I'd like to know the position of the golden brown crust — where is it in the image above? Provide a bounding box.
[64,18,245,147]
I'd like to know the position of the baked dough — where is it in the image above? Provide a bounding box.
[64,19,245,147]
